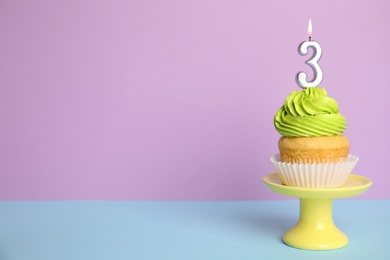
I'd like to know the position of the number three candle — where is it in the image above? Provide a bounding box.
[296,19,323,88]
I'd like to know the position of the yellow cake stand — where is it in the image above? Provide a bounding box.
[263,173,372,250]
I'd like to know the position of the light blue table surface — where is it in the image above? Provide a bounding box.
[0,200,388,260]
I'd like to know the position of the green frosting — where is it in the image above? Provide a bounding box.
[274,87,347,137]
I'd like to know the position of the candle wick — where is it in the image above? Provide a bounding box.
[309,36,312,41]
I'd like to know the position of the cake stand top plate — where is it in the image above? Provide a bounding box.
[263,173,372,199]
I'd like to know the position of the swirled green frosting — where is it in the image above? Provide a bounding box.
[274,87,347,137]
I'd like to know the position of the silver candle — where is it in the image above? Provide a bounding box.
[296,20,324,89]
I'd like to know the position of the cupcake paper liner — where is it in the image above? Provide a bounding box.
[280,157,347,164]
[270,154,359,188]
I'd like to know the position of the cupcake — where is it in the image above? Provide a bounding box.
[272,87,358,188]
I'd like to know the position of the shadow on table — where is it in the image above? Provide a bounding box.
[165,201,297,240]
[235,210,293,235]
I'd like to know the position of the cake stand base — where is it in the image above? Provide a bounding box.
[283,198,347,250]
[263,173,372,251]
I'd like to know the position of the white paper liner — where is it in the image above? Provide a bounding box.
[270,154,359,188]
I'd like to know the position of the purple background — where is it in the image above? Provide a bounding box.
[0,0,389,200]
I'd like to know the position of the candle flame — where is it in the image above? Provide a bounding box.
[308,19,312,38]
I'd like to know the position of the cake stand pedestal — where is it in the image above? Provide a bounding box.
[263,173,372,250]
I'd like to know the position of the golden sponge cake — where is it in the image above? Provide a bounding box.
[278,135,350,164]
